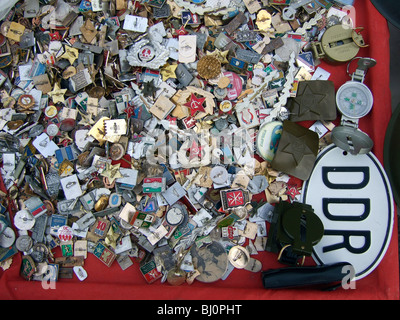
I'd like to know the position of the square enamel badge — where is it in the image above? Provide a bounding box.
[220,188,250,211]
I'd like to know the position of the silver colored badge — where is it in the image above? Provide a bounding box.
[16,235,33,252]
[126,39,170,69]
[14,209,35,231]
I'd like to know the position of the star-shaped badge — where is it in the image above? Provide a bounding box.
[142,79,157,97]
[48,83,67,104]
[160,63,178,81]
[184,93,206,117]
[207,49,229,64]
[124,104,135,118]
[77,110,95,126]
[101,163,123,184]
[61,46,79,65]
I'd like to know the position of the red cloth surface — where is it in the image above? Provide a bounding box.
[0,0,398,300]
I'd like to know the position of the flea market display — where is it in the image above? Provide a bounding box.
[0,0,395,291]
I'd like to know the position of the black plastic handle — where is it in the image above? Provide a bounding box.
[262,262,354,289]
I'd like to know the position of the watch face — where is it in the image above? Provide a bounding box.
[166,207,184,225]
[336,82,373,119]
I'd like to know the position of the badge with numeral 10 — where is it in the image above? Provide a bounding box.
[92,218,110,239]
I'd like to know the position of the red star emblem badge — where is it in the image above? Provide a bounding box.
[124,105,135,118]
[286,186,300,201]
[184,93,206,117]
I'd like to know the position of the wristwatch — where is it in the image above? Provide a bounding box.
[332,57,376,155]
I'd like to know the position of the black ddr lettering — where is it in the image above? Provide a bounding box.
[322,198,370,221]
[322,230,371,254]
[322,167,369,189]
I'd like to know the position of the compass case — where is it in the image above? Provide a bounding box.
[331,126,374,155]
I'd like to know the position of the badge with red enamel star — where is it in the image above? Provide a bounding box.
[124,104,135,118]
[286,186,301,201]
[184,93,206,117]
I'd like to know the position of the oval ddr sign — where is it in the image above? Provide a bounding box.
[302,146,394,280]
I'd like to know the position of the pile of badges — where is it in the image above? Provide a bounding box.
[0,0,358,285]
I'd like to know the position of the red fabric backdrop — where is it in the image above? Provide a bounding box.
[0,0,398,300]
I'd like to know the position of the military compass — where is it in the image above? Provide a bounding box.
[332,57,376,155]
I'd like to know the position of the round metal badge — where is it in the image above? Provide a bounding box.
[210,166,228,185]
[46,123,59,137]
[14,209,35,231]
[16,235,33,252]
[302,145,394,280]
